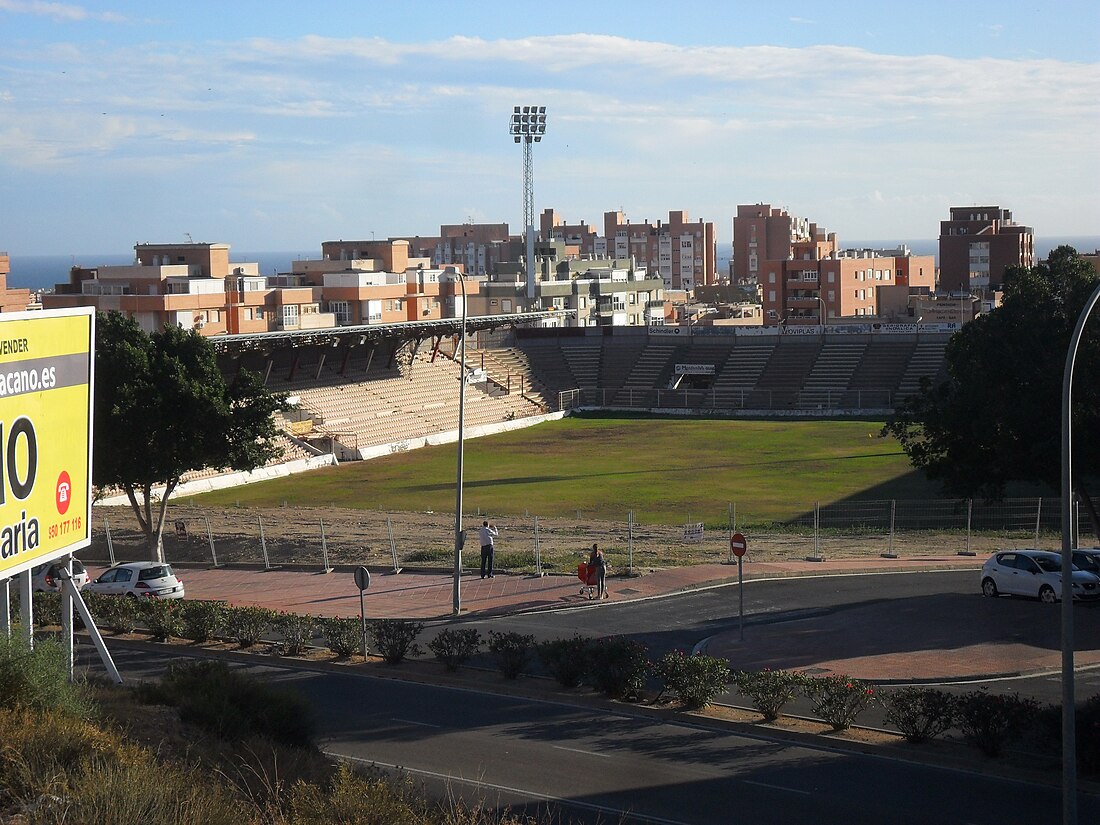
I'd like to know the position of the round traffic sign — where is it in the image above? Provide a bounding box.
[730,532,747,558]
[353,566,371,591]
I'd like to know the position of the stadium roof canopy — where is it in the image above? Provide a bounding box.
[210,310,575,355]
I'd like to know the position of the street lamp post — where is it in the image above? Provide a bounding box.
[1060,281,1100,825]
[815,295,827,331]
[452,272,469,615]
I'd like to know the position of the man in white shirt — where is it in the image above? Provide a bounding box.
[478,520,498,579]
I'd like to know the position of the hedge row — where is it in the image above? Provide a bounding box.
[28,593,1100,770]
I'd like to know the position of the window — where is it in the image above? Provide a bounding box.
[827,290,835,301]
[281,305,299,327]
[329,301,350,325]
[768,272,776,284]
[768,290,776,302]
[827,272,835,283]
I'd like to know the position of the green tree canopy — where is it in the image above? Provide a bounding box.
[884,246,1100,541]
[94,312,287,560]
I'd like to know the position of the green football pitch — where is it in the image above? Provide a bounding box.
[195,415,943,525]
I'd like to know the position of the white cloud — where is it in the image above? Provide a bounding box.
[0,32,1097,247]
[0,0,126,23]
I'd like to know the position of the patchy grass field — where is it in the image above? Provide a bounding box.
[195,415,938,525]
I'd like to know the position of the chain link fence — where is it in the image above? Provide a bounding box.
[86,496,1096,575]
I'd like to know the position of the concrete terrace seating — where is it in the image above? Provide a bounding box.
[798,339,869,409]
[598,337,648,390]
[558,339,603,388]
[848,339,917,409]
[753,339,823,407]
[896,338,950,402]
[611,343,678,406]
[710,340,777,408]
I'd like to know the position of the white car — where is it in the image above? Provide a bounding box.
[980,549,1100,603]
[85,562,185,600]
[30,559,90,592]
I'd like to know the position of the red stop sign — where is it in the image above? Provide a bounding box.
[730,532,747,558]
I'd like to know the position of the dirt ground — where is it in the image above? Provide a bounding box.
[88,502,1027,572]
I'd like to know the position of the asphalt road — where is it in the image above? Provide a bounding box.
[86,646,1100,825]
[442,569,1100,707]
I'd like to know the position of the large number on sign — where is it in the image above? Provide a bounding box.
[0,417,38,505]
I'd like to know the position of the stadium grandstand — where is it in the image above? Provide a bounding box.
[206,314,952,484]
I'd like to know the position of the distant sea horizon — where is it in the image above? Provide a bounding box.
[5,237,1099,291]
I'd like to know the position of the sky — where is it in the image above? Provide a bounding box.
[1,0,1098,255]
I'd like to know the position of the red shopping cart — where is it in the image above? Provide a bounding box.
[577,562,599,599]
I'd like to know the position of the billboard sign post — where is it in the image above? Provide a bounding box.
[0,308,94,581]
[0,308,117,681]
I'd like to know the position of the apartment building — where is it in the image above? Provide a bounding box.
[732,203,816,284]
[295,239,447,325]
[740,205,935,326]
[541,209,716,291]
[0,252,32,313]
[938,206,1034,293]
[467,240,664,327]
[401,224,512,278]
[42,243,291,334]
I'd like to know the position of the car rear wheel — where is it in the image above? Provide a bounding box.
[1039,585,1057,604]
[981,578,999,598]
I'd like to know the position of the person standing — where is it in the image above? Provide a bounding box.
[479,520,499,579]
[588,543,608,599]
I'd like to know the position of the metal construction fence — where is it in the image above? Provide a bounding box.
[86,496,1097,575]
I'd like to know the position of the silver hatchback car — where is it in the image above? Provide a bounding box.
[981,549,1100,603]
[85,562,185,600]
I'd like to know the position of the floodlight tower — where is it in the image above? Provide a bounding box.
[509,105,547,301]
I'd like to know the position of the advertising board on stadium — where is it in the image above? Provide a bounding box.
[0,308,94,581]
[648,324,691,337]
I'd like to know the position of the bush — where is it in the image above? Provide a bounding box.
[273,611,319,657]
[140,598,186,642]
[538,636,592,688]
[0,631,94,718]
[955,689,1039,757]
[807,675,877,730]
[370,619,424,664]
[651,650,731,710]
[323,617,363,657]
[32,591,61,627]
[223,605,273,648]
[427,628,482,671]
[881,687,957,743]
[732,668,807,721]
[586,636,649,700]
[89,594,141,634]
[160,659,315,748]
[1077,694,1100,777]
[0,706,249,825]
[180,600,226,643]
[488,631,535,679]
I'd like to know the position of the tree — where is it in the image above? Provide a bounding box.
[94,312,288,560]
[884,246,1100,542]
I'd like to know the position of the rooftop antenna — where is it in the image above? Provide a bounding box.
[185,232,194,244]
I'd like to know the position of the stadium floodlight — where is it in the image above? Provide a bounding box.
[508,105,547,301]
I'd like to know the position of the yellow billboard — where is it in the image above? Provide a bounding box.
[0,307,94,580]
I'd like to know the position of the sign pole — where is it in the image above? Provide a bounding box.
[0,579,8,640]
[738,555,744,642]
[730,533,747,641]
[18,571,32,648]
[354,566,371,658]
